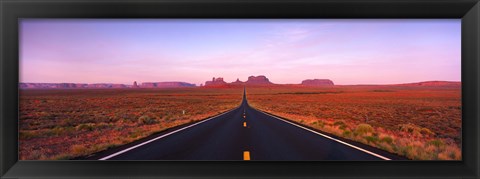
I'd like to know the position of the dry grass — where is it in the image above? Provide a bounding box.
[247,85,461,160]
[19,88,243,160]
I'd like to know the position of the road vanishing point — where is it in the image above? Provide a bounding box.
[93,88,405,161]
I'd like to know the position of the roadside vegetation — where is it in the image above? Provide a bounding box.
[19,88,243,160]
[247,85,461,160]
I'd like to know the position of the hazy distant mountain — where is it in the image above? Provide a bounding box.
[395,81,461,87]
[19,81,196,89]
[20,78,460,89]
[19,83,127,89]
[140,82,196,88]
[301,79,334,86]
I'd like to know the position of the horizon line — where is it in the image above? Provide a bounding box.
[19,80,462,86]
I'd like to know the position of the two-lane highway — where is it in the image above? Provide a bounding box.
[95,88,404,160]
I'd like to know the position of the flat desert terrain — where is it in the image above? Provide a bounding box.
[19,88,243,160]
[19,84,461,160]
[247,85,461,160]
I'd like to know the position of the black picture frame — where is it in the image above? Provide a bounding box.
[1,0,479,178]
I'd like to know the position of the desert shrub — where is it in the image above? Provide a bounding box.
[364,136,379,144]
[398,123,415,133]
[355,123,374,136]
[399,145,414,157]
[420,128,435,136]
[311,121,325,128]
[62,118,75,126]
[51,126,65,135]
[129,129,143,138]
[95,123,111,130]
[114,126,124,131]
[398,123,424,136]
[377,142,394,152]
[427,139,445,148]
[322,125,343,136]
[76,123,95,131]
[163,114,174,121]
[27,150,44,160]
[19,131,36,140]
[380,136,394,144]
[54,154,74,160]
[63,126,75,133]
[43,126,65,136]
[342,130,352,137]
[70,144,88,155]
[333,120,347,130]
[333,120,345,126]
[123,116,137,122]
[139,115,157,125]
[104,143,119,150]
[437,146,461,160]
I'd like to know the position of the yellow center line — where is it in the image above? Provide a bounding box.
[243,151,250,160]
[243,122,247,127]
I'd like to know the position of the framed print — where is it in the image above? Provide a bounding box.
[1,0,479,178]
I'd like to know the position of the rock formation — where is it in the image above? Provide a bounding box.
[140,82,196,88]
[245,75,273,85]
[301,79,334,86]
[19,82,189,89]
[204,77,227,86]
[111,84,128,88]
[231,78,245,85]
[19,83,83,89]
[87,83,125,88]
[399,81,461,87]
[204,76,275,87]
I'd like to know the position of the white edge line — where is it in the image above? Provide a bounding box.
[99,107,239,160]
[258,110,391,160]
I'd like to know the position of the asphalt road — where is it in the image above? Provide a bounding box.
[95,88,405,160]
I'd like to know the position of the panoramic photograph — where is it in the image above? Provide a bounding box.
[19,19,461,160]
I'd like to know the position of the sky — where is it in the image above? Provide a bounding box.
[20,19,461,85]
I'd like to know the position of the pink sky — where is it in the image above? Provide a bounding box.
[20,19,461,85]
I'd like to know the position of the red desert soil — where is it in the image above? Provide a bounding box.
[247,85,461,160]
[19,88,243,160]
[19,84,461,160]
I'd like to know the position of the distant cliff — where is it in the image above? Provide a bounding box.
[20,81,196,89]
[204,77,228,86]
[246,75,273,85]
[19,83,128,89]
[397,81,461,87]
[301,79,334,86]
[141,82,196,88]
